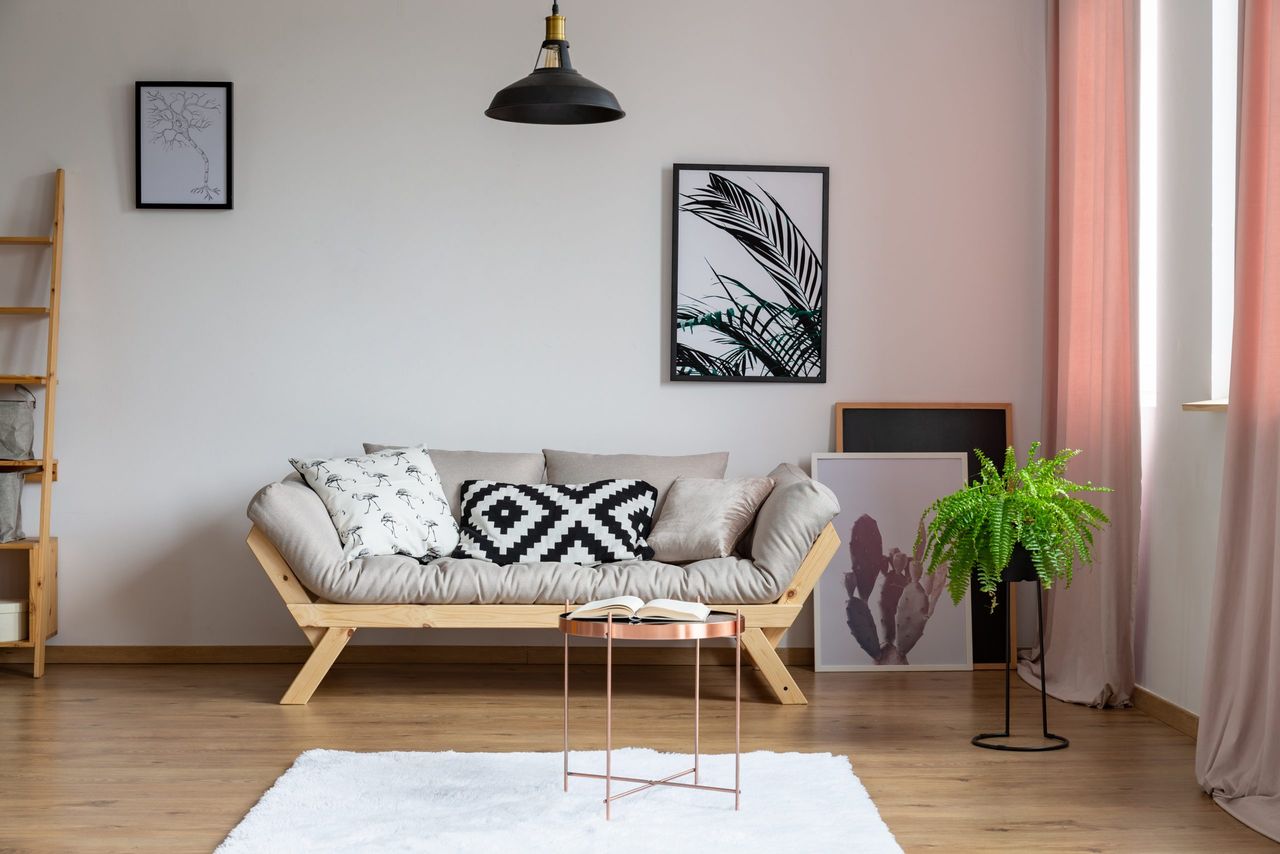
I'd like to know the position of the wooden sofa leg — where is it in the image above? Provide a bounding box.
[281,627,354,705]
[740,627,807,705]
[247,527,325,647]
[761,627,786,646]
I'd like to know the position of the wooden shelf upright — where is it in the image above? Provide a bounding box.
[0,169,64,676]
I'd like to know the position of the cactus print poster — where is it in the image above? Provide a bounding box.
[812,453,973,671]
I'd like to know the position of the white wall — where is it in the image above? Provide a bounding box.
[0,0,1046,646]
[1134,0,1226,716]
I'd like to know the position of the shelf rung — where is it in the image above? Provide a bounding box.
[0,539,40,550]
[0,639,34,647]
[0,236,52,246]
[9,459,57,482]
[0,376,46,385]
[0,307,49,316]
[0,459,45,469]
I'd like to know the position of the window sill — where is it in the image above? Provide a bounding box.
[1181,399,1229,412]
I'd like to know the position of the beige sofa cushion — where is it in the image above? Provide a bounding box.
[363,445,545,519]
[543,449,728,514]
[268,553,783,606]
[747,463,841,580]
[648,476,775,562]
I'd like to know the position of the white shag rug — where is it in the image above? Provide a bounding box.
[219,749,900,853]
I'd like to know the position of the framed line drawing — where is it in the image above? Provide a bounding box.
[670,164,829,383]
[812,452,973,672]
[136,81,233,209]
[833,401,1016,667]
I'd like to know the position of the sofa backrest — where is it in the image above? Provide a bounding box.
[363,445,545,519]
[542,449,729,515]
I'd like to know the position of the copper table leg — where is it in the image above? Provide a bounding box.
[735,609,742,811]
[605,613,612,821]
[694,637,701,785]
[568,601,573,793]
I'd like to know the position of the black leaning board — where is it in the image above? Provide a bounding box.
[836,405,1011,665]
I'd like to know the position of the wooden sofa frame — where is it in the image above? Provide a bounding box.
[246,522,841,706]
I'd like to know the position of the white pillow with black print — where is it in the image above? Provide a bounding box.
[291,446,458,561]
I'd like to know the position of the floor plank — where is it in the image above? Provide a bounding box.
[0,663,1269,852]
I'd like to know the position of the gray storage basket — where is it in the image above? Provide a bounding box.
[0,387,34,543]
[0,386,35,460]
[0,472,22,543]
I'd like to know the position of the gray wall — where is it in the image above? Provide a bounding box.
[0,0,1047,646]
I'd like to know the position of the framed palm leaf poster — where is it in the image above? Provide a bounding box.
[670,164,829,382]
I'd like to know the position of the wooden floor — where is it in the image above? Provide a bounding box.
[0,661,1269,853]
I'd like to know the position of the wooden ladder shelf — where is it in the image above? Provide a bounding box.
[0,169,64,676]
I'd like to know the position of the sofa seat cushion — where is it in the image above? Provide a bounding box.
[287,553,786,606]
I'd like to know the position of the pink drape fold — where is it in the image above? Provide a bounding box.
[1020,0,1139,707]
[1195,1,1280,842]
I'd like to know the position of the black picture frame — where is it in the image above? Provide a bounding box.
[135,81,233,210]
[670,163,829,383]
[833,402,1016,667]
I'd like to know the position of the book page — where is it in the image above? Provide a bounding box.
[635,599,711,622]
[568,595,645,620]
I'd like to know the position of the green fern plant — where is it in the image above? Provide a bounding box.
[915,443,1112,609]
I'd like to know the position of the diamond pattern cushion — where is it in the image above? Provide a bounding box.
[455,479,657,565]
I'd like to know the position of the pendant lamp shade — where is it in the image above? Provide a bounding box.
[486,3,624,125]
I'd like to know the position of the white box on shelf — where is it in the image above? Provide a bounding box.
[0,599,27,642]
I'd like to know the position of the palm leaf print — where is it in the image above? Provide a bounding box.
[676,172,824,378]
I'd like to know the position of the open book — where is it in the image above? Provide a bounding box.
[567,596,711,622]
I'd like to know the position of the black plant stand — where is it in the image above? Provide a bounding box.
[972,574,1069,752]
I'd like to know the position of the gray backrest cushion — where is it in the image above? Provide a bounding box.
[363,445,545,519]
[543,449,728,515]
[747,463,840,583]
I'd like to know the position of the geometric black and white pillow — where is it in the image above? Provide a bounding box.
[291,446,458,561]
[455,479,657,565]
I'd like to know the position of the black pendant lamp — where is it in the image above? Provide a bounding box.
[486,2,624,125]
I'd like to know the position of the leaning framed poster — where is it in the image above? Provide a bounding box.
[670,164,828,382]
[833,402,1015,667]
[136,81,233,209]
[811,452,973,672]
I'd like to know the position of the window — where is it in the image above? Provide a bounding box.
[1138,0,1159,409]
[1140,0,1238,412]
[1210,0,1238,401]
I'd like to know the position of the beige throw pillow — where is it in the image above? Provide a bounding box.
[648,476,775,563]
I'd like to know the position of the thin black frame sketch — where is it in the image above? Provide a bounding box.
[135,81,233,210]
[669,163,829,383]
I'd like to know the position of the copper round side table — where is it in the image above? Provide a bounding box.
[559,609,744,820]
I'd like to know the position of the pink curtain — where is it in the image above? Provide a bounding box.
[1195,1,1280,841]
[1019,0,1140,707]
